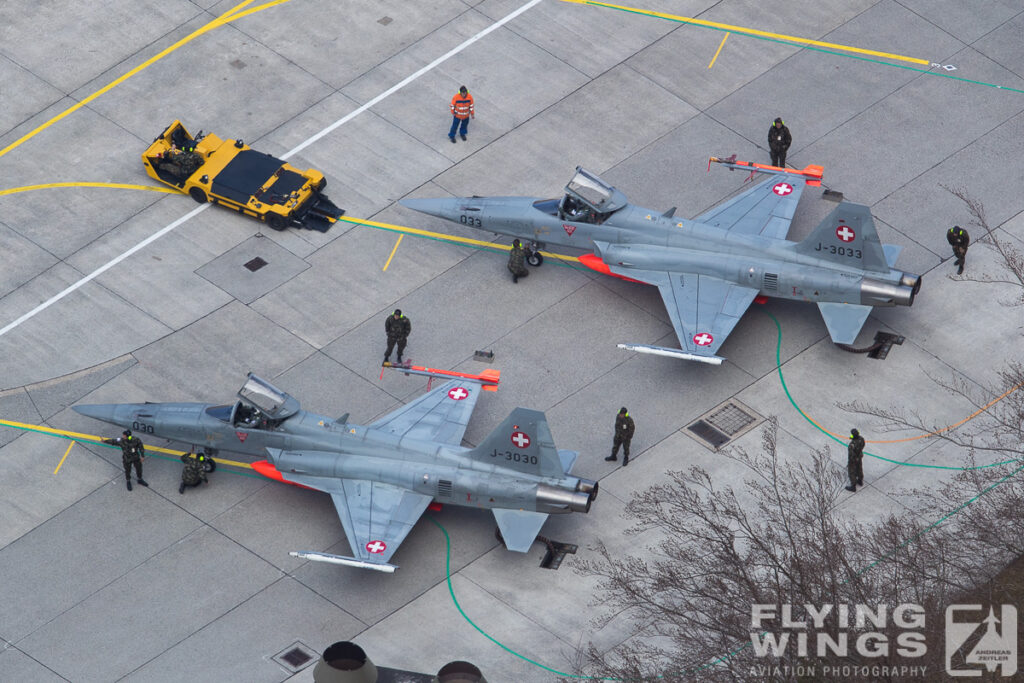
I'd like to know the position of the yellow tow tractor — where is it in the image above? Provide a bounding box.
[142,120,344,231]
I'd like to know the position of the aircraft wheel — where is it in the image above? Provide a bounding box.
[203,458,217,473]
[266,213,287,231]
[189,187,207,204]
[527,251,544,267]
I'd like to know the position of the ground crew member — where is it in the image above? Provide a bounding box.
[448,85,475,143]
[768,117,792,168]
[102,429,147,491]
[845,428,865,492]
[605,407,636,466]
[179,450,209,494]
[384,309,412,364]
[508,239,529,283]
[947,225,970,275]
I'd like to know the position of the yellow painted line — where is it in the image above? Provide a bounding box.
[53,441,74,474]
[382,234,404,271]
[0,417,252,469]
[0,0,290,161]
[708,32,729,68]
[0,182,179,197]
[562,0,931,65]
[336,215,581,263]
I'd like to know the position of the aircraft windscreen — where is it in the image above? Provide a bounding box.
[237,374,299,418]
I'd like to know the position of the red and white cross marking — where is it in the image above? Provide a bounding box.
[511,431,531,448]
[772,182,793,196]
[693,332,714,347]
[447,386,469,401]
[366,540,387,554]
[836,224,856,243]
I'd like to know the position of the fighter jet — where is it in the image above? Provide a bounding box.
[74,368,597,573]
[401,159,921,364]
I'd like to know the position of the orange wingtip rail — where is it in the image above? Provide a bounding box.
[709,156,824,186]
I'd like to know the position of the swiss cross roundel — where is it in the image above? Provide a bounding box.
[366,540,387,554]
[772,182,793,196]
[836,225,856,243]
[693,332,714,346]
[511,431,531,448]
[447,387,469,401]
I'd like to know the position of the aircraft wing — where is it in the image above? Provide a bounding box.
[285,471,433,571]
[695,175,805,240]
[369,378,484,446]
[614,268,759,363]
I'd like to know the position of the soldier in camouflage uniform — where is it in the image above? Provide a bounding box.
[508,239,529,283]
[102,429,147,491]
[384,309,412,364]
[179,450,209,494]
[845,428,866,492]
[605,407,636,466]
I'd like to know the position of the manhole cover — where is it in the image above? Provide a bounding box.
[685,399,764,451]
[244,256,268,272]
[272,641,316,673]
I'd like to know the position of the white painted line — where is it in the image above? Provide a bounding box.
[284,0,545,159]
[0,0,544,338]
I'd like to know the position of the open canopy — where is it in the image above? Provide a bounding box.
[237,373,300,418]
[565,166,628,213]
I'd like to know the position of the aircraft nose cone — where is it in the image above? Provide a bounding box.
[73,404,121,425]
[399,197,461,221]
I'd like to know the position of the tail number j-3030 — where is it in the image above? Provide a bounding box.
[490,449,538,466]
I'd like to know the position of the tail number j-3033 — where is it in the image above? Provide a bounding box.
[815,243,862,259]
[490,449,538,466]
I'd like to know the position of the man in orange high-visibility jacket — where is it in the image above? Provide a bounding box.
[448,85,475,143]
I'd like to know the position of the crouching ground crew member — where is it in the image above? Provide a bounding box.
[384,309,411,364]
[845,428,865,492]
[103,429,147,491]
[179,450,209,494]
[605,407,635,466]
[508,239,529,283]
[947,225,970,275]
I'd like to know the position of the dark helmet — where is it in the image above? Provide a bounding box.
[197,453,205,461]
[774,117,784,125]
[619,407,628,415]
[513,239,521,247]
[459,85,468,94]
[123,429,132,437]
[393,309,402,317]
[850,428,860,438]
[951,225,963,234]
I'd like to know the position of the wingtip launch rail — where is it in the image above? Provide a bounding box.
[381,362,501,391]
[709,154,824,187]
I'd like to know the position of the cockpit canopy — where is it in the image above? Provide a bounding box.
[565,166,628,213]
[237,373,300,419]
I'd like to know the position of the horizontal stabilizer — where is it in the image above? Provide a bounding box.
[817,302,872,344]
[289,550,397,573]
[493,509,548,552]
[618,343,724,365]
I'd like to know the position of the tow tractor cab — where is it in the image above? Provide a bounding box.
[141,120,344,231]
[532,166,629,225]
[206,374,300,431]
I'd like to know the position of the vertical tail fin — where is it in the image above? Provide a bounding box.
[795,202,889,272]
[466,408,564,478]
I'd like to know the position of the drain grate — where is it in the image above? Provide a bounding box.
[685,399,764,451]
[244,256,268,272]
[272,641,316,673]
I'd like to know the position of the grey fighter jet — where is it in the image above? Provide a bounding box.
[401,160,921,364]
[74,369,597,573]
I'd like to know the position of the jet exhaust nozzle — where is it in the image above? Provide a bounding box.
[575,478,599,501]
[434,660,487,682]
[536,483,592,513]
[860,278,917,307]
[900,272,922,297]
